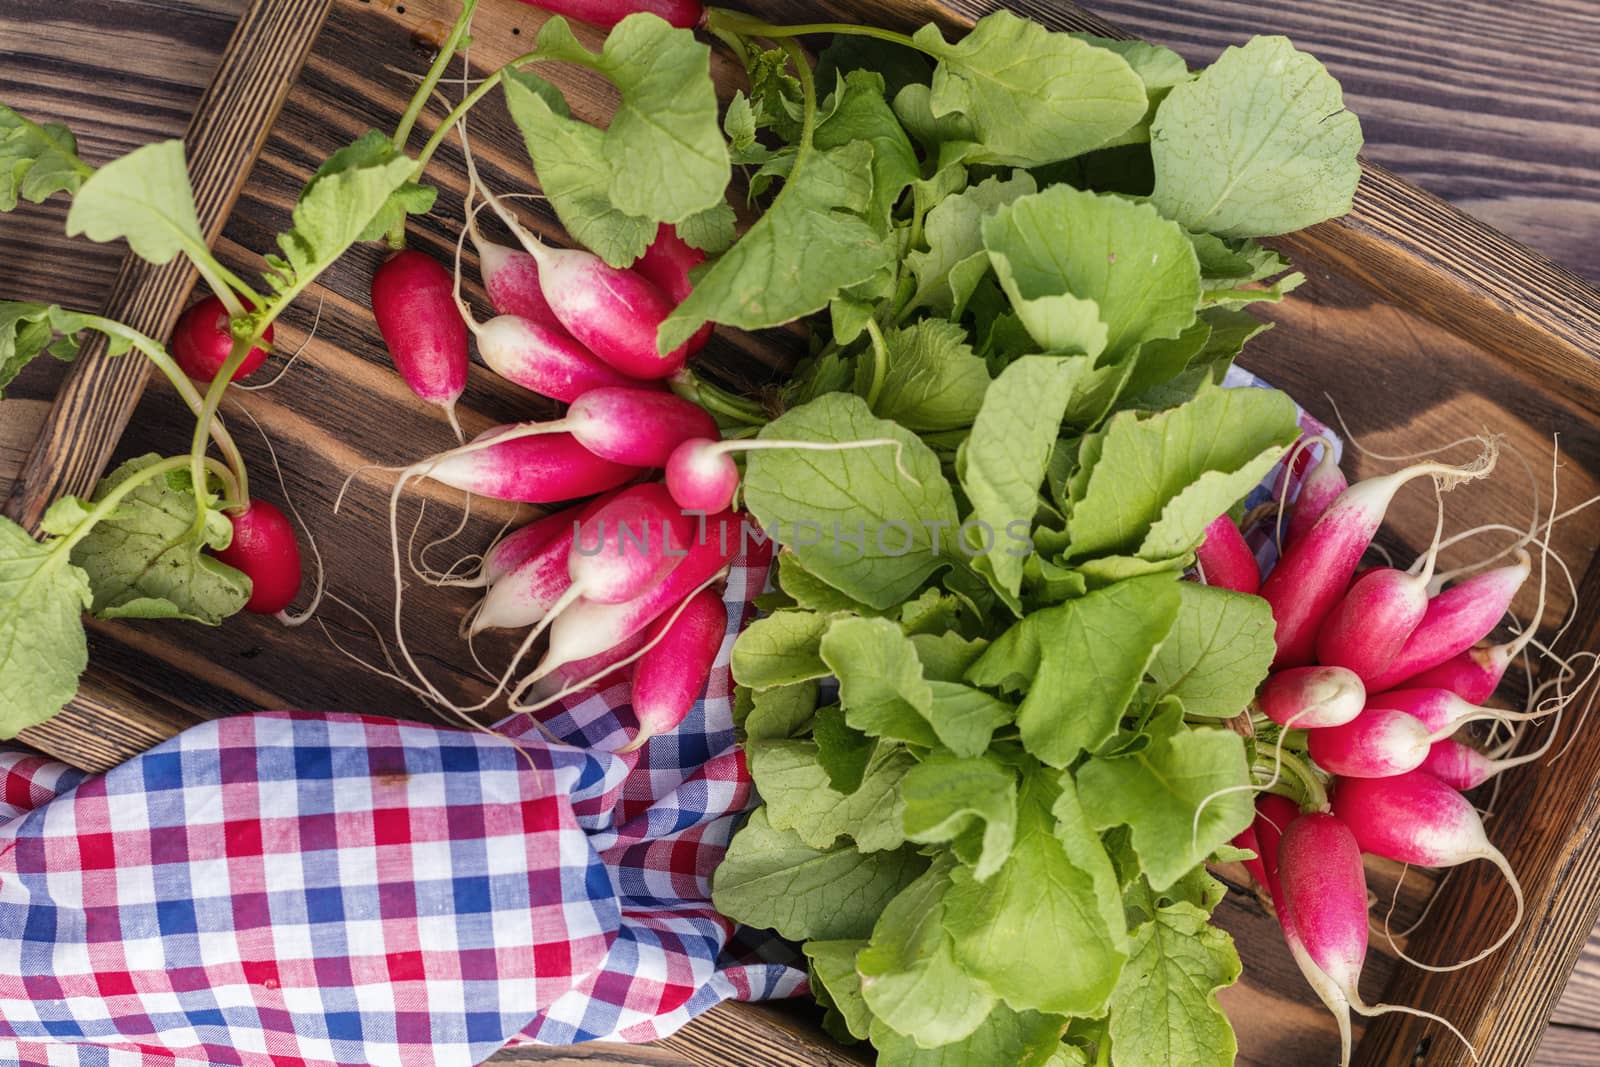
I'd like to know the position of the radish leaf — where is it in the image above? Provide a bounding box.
[0,517,91,739]
[804,939,871,1042]
[730,608,832,690]
[1108,902,1240,1067]
[905,172,1036,316]
[872,1003,1071,1067]
[0,103,92,210]
[748,738,913,853]
[1145,584,1276,718]
[900,752,1017,881]
[863,320,991,433]
[66,140,205,264]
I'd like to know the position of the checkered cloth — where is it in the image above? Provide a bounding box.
[0,372,1331,1067]
[0,541,804,1067]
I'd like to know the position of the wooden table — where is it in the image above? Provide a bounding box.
[3,0,1598,1063]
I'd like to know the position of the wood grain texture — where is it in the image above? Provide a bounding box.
[3,1,1600,1065]
[2,0,336,531]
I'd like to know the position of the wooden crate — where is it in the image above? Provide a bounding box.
[4,0,1600,1063]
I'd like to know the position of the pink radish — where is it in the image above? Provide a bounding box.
[1284,440,1347,548]
[1334,769,1524,974]
[474,232,564,332]
[371,249,470,436]
[632,223,712,355]
[172,295,273,383]
[212,500,302,614]
[524,627,653,702]
[1196,514,1260,594]
[1363,687,1532,735]
[1259,666,1366,729]
[1259,453,1495,668]
[473,315,642,403]
[1420,740,1498,791]
[618,587,727,751]
[479,506,584,590]
[511,0,703,30]
[1365,552,1532,692]
[1306,707,1446,778]
[1402,643,1516,705]
[666,436,910,513]
[421,428,636,503]
[471,523,579,635]
[1240,792,1300,902]
[462,127,688,379]
[516,510,744,698]
[1315,567,1430,682]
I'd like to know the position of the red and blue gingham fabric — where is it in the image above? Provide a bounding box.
[0,541,805,1067]
[0,372,1331,1067]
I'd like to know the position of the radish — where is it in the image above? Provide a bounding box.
[471,209,564,332]
[1259,451,1496,668]
[462,122,689,379]
[1258,666,1366,729]
[212,499,302,615]
[1363,687,1535,736]
[1305,706,1475,779]
[1365,551,1532,692]
[1315,568,1430,683]
[1284,439,1347,548]
[515,510,744,700]
[632,223,712,355]
[618,586,727,752]
[1402,643,1521,705]
[1196,514,1260,594]
[1276,810,1476,1065]
[1420,739,1500,791]
[473,315,643,403]
[172,295,273,383]
[511,0,703,30]
[666,436,909,513]
[522,627,653,703]
[1334,769,1524,975]
[470,522,578,635]
[420,428,637,503]
[1240,792,1301,903]
[371,249,470,437]
[479,507,583,589]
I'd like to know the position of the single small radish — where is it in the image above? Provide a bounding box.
[519,510,744,695]
[1284,441,1347,548]
[1334,769,1524,973]
[1401,642,1514,705]
[666,435,910,513]
[1365,551,1532,692]
[1240,792,1301,903]
[1258,666,1366,729]
[524,627,653,702]
[371,249,470,436]
[1260,452,1496,668]
[1363,687,1533,735]
[421,428,636,503]
[631,223,712,355]
[212,499,302,614]
[473,315,640,403]
[1196,514,1260,594]
[172,295,273,383]
[479,506,584,590]
[475,233,564,331]
[511,0,703,30]
[1315,567,1430,683]
[1420,739,1498,791]
[472,523,578,634]
[618,587,727,752]
[1306,707,1441,778]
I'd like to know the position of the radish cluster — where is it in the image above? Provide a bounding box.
[1205,441,1569,1064]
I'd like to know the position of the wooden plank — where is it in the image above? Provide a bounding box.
[2,0,336,531]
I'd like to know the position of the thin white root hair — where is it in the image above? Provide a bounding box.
[230,400,326,628]
[1348,998,1478,1063]
[1325,394,1498,468]
[1190,713,1307,850]
[236,293,325,392]
[1384,844,1525,982]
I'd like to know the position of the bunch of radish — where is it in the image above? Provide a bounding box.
[1202,440,1582,1064]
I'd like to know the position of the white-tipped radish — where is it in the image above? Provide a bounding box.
[421,427,637,503]
[1196,514,1260,595]
[371,249,470,438]
[1366,551,1532,693]
[1259,666,1367,729]
[1306,707,1471,779]
[617,587,727,752]
[1316,568,1430,683]
[474,315,642,403]
[1284,439,1347,548]
[631,222,712,355]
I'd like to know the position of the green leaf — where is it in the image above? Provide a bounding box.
[1067,384,1300,560]
[1005,575,1181,766]
[804,940,872,1041]
[69,455,249,624]
[0,517,92,738]
[531,15,729,223]
[872,1005,1069,1067]
[1145,583,1274,718]
[748,738,915,852]
[1149,36,1362,237]
[503,70,656,266]
[982,185,1200,359]
[0,103,92,210]
[864,319,992,433]
[822,616,939,748]
[925,682,1013,758]
[1108,903,1241,1067]
[906,172,1036,315]
[713,807,929,940]
[858,858,998,1046]
[65,140,205,265]
[1070,36,1191,146]
[815,70,919,230]
[730,609,831,690]
[659,141,892,350]
[814,706,877,793]
[267,130,421,294]
[676,200,737,253]
[1076,705,1254,891]
[912,12,1147,166]
[742,680,819,741]
[892,83,978,155]
[901,752,1017,880]
[816,35,933,106]
[775,552,876,615]
[959,355,1079,599]
[943,774,1128,1016]
[742,394,959,609]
